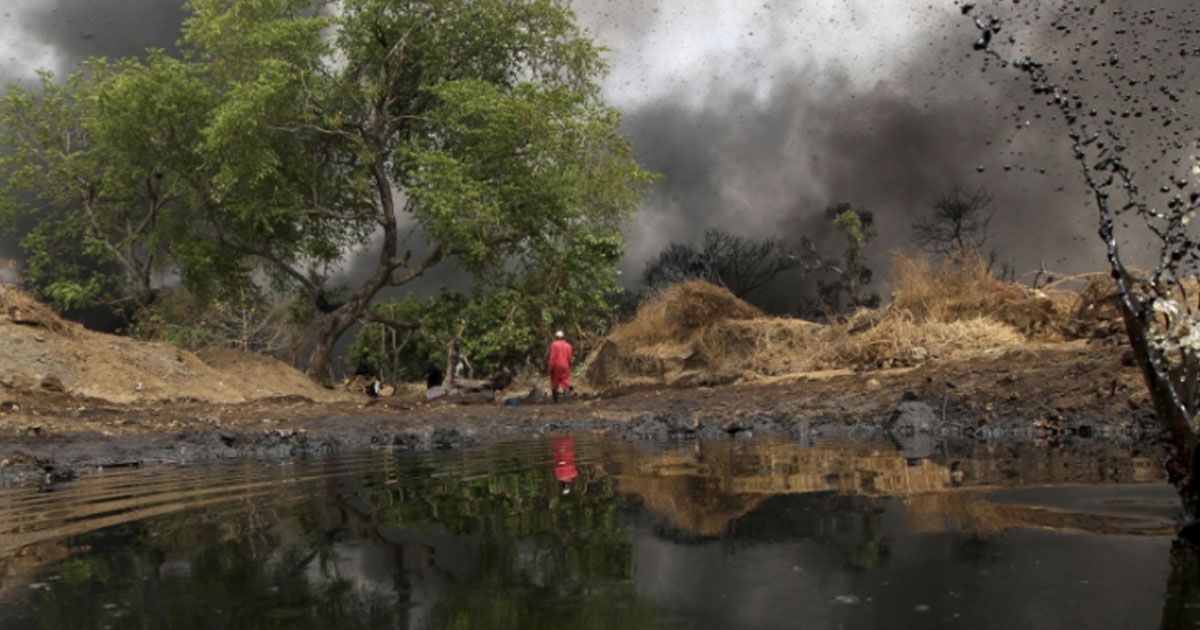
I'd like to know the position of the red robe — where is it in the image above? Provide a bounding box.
[553,436,578,483]
[548,339,573,392]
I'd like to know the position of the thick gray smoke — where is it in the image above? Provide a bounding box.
[4,0,185,69]
[571,0,1109,307]
[6,0,1191,307]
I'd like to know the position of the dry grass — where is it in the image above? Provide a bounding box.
[612,280,762,345]
[0,287,77,336]
[823,313,1025,369]
[888,253,1074,339]
[586,255,1104,389]
[695,319,824,375]
[815,252,1069,368]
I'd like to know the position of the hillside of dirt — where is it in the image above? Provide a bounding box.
[0,288,350,405]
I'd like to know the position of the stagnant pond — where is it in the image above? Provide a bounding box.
[0,436,1193,629]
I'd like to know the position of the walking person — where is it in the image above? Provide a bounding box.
[548,330,574,403]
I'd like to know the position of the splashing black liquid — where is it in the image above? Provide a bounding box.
[967,1,1200,521]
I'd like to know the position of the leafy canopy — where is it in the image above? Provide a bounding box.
[181,0,654,376]
[0,55,213,310]
[0,0,655,377]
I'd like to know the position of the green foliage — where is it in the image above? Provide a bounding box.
[352,238,623,383]
[0,0,652,374]
[0,55,216,311]
[189,0,652,377]
[0,0,653,375]
[819,203,880,313]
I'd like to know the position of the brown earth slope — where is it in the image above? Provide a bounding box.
[0,288,348,404]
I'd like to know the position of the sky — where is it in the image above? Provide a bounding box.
[2,0,1194,307]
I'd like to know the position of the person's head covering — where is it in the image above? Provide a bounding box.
[555,330,565,339]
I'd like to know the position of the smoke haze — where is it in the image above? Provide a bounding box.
[5,0,1196,302]
[572,0,1110,299]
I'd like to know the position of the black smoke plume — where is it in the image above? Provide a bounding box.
[7,0,1189,307]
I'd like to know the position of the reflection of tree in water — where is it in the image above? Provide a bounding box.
[12,451,664,629]
[847,509,891,572]
[367,459,665,628]
[1161,539,1200,630]
[24,516,399,628]
[951,533,1002,566]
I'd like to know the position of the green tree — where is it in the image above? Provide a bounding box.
[819,203,879,312]
[0,0,653,379]
[0,54,212,311]
[353,230,624,383]
[181,0,654,379]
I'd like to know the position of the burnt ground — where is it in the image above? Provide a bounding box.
[0,338,1161,485]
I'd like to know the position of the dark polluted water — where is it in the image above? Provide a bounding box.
[0,436,1192,629]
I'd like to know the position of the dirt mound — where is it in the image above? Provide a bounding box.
[194,348,345,402]
[613,280,762,345]
[587,283,777,387]
[0,288,72,336]
[586,258,1098,389]
[0,289,349,404]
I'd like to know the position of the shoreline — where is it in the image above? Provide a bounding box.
[0,338,1163,485]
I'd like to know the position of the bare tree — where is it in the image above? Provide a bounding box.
[912,187,995,258]
[132,285,305,359]
[642,230,822,298]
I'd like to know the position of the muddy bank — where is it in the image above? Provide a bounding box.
[0,338,1161,485]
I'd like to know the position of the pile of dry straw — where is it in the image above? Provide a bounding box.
[586,254,1095,388]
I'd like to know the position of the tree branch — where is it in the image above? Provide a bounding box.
[389,246,444,285]
[216,235,320,295]
[363,313,423,332]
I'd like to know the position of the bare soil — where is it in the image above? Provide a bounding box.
[0,288,348,405]
[0,335,1159,485]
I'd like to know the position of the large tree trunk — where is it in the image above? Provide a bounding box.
[305,313,357,381]
[302,158,399,381]
[444,340,458,389]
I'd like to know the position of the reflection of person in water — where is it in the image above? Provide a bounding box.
[553,436,579,495]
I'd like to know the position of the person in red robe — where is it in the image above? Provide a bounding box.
[548,330,573,403]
